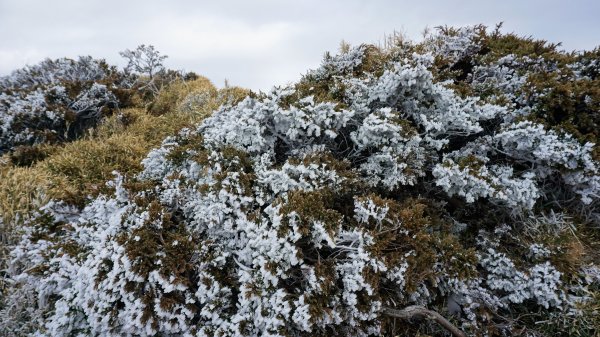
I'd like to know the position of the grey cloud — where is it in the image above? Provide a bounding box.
[1,0,598,91]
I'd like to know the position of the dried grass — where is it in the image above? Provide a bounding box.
[148,77,217,115]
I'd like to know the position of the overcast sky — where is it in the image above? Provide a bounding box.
[1,0,598,91]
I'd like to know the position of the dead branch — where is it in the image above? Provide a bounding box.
[383,305,467,337]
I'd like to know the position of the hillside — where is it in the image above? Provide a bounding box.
[1,25,599,336]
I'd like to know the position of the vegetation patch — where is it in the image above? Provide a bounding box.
[1,26,599,337]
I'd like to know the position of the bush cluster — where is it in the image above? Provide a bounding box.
[2,26,600,336]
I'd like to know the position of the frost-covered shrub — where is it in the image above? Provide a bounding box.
[423,25,483,66]
[4,25,600,336]
[0,46,189,155]
[0,56,108,91]
[0,57,124,153]
[433,158,539,209]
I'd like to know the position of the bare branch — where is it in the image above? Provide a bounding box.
[383,305,467,337]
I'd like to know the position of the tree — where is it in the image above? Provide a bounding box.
[120,44,168,96]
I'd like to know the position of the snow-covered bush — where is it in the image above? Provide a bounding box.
[0,46,190,156]
[3,25,600,336]
[0,56,124,154]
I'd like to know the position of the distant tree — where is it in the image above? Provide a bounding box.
[119,44,168,96]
